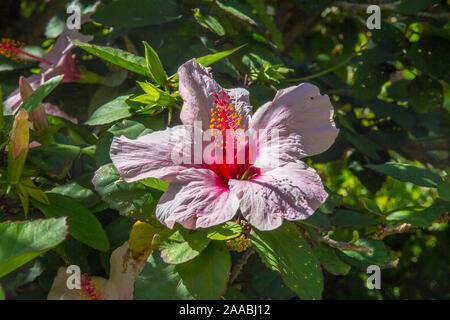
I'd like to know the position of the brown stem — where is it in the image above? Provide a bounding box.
[318,235,373,253]
[371,214,450,240]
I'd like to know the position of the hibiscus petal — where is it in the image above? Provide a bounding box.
[226,87,252,129]
[44,54,82,83]
[104,241,146,300]
[228,161,328,230]
[178,59,251,130]
[250,83,339,161]
[156,168,240,229]
[47,242,142,300]
[47,267,89,300]
[47,267,109,300]
[110,125,194,183]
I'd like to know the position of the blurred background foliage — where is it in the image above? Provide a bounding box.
[0,0,449,299]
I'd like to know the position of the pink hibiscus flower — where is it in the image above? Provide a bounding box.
[109,59,339,231]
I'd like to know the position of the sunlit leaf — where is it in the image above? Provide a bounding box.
[32,193,110,252]
[0,218,68,278]
[250,222,323,300]
[366,163,442,188]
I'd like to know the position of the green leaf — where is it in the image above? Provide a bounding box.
[332,209,378,227]
[19,76,63,115]
[369,24,407,54]
[244,253,295,299]
[407,37,450,82]
[386,210,429,227]
[92,163,161,223]
[134,251,193,300]
[139,177,169,192]
[168,45,246,82]
[398,0,441,14]
[206,222,242,240]
[143,42,167,87]
[369,100,417,131]
[133,82,174,106]
[196,44,247,67]
[84,95,132,126]
[347,133,381,161]
[72,41,149,78]
[302,211,332,231]
[348,150,386,194]
[250,222,324,300]
[247,0,283,50]
[153,224,210,264]
[312,243,351,276]
[176,241,230,299]
[92,0,180,28]
[420,200,450,225]
[361,198,383,215]
[29,144,81,159]
[0,218,68,278]
[215,0,258,26]
[51,180,101,208]
[354,64,392,100]
[319,189,343,214]
[32,193,110,252]
[366,163,442,188]
[386,79,410,101]
[193,9,225,36]
[27,144,81,178]
[339,238,398,269]
[45,15,65,38]
[408,75,444,113]
[28,144,81,179]
[135,242,230,300]
[0,284,4,299]
[437,182,450,201]
[17,178,49,205]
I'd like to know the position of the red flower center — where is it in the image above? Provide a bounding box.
[78,274,105,300]
[207,91,259,184]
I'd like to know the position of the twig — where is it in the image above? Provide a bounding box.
[288,41,368,83]
[371,223,415,240]
[371,214,450,240]
[414,11,450,21]
[229,247,255,284]
[318,235,373,254]
[123,35,139,56]
[287,54,356,83]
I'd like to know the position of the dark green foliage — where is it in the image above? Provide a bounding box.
[0,0,448,300]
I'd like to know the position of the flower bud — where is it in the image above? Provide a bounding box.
[19,76,48,130]
[10,108,29,161]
